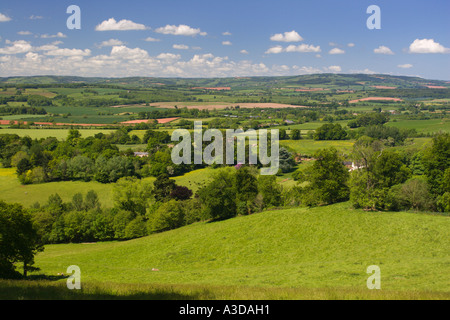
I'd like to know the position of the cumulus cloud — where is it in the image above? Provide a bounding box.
[155,24,207,36]
[222,31,232,36]
[409,38,450,53]
[97,39,125,48]
[265,46,284,54]
[41,32,67,39]
[349,68,377,74]
[173,44,189,50]
[292,66,322,74]
[285,44,321,53]
[270,30,303,42]
[44,48,91,57]
[110,46,149,59]
[240,49,249,54]
[325,65,342,73]
[222,41,232,46]
[144,37,160,42]
[398,64,413,69]
[157,53,181,61]
[266,44,321,54]
[29,15,43,20]
[95,18,147,31]
[374,45,394,55]
[347,43,355,47]
[18,31,32,36]
[329,48,345,54]
[36,41,63,52]
[0,40,33,54]
[0,13,11,22]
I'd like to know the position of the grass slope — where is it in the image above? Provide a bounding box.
[31,203,450,297]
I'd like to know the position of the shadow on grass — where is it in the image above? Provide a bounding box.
[0,279,208,300]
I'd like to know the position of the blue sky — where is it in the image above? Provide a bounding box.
[0,0,449,79]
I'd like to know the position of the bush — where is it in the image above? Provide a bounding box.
[387,178,435,212]
[125,216,147,239]
[148,200,185,234]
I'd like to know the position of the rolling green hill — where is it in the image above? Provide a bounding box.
[28,202,449,299]
[2,74,448,89]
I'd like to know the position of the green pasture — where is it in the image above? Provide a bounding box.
[0,128,115,140]
[23,202,450,298]
[386,119,450,134]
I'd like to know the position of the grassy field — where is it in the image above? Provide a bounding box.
[12,202,449,299]
[280,139,355,156]
[0,167,220,208]
[386,119,450,134]
[0,128,115,140]
[0,168,115,208]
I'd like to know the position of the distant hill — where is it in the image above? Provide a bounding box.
[1,74,449,90]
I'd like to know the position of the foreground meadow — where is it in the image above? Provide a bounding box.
[2,202,446,300]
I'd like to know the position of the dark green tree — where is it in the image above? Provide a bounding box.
[0,201,43,278]
[296,148,350,206]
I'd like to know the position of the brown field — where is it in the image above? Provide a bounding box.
[121,117,180,124]
[371,86,397,89]
[349,97,403,103]
[150,102,309,110]
[191,87,231,91]
[426,85,448,89]
[0,118,180,126]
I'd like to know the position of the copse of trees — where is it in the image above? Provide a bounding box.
[347,112,390,128]
[294,148,350,206]
[314,123,348,140]
[197,166,284,221]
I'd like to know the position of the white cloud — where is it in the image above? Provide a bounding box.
[0,13,11,22]
[18,31,32,36]
[266,44,321,54]
[409,38,450,54]
[350,68,377,74]
[45,48,91,57]
[240,49,249,54]
[41,32,67,39]
[222,31,232,36]
[110,46,149,60]
[398,64,413,69]
[348,43,355,47]
[329,48,345,54]
[144,37,160,42]
[157,53,181,60]
[292,66,322,74]
[36,41,63,52]
[97,39,125,48]
[265,46,284,54]
[173,44,189,50]
[95,18,147,31]
[325,65,342,73]
[285,44,321,53]
[25,52,42,62]
[270,30,303,42]
[374,45,394,55]
[222,41,232,46]
[155,24,207,36]
[0,40,33,54]
[29,15,43,20]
